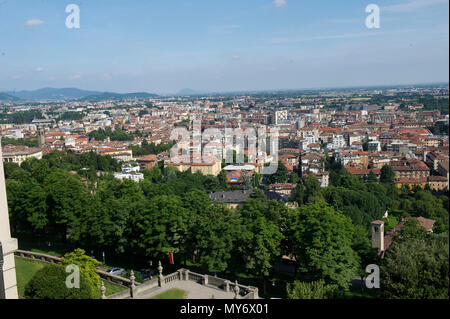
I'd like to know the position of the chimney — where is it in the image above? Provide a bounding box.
[371,220,385,252]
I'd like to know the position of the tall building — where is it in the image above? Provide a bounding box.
[0,145,19,299]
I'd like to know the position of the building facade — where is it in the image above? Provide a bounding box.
[0,146,19,299]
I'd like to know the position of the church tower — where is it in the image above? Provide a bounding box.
[371,220,385,252]
[0,143,19,299]
[38,126,46,148]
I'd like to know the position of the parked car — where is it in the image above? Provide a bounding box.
[106,267,125,276]
[140,269,154,281]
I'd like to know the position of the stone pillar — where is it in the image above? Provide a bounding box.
[224,280,230,292]
[177,269,183,281]
[0,144,18,299]
[233,280,240,299]
[158,261,165,287]
[253,287,259,299]
[203,274,208,286]
[185,269,189,281]
[130,270,136,298]
[100,281,106,299]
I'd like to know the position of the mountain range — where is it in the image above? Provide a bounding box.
[0,87,159,102]
[0,92,20,102]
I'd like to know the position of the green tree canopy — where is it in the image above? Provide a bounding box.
[381,233,449,299]
[288,201,360,288]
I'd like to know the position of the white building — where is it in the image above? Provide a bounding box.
[114,172,144,183]
[328,134,346,150]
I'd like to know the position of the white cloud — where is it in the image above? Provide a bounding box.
[273,0,287,8]
[231,55,240,60]
[34,67,44,72]
[25,18,44,27]
[12,75,22,80]
[384,0,448,12]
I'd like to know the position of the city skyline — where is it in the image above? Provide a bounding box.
[0,0,448,94]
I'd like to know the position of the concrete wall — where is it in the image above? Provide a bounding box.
[0,145,19,299]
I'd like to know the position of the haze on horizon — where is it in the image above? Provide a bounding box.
[0,0,448,95]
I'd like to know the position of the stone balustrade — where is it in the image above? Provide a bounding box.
[14,251,259,299]
[14,250,135,288]
[164,272,181,284]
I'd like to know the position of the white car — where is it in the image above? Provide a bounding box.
[106,267,125,276]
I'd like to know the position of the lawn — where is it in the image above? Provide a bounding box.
[103,280,128,296]
[14,256,127,298]
[150,289,187,299]
[14,257,46,298]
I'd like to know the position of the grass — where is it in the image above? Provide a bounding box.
[103,280,128,297]
[18,244,146,284]
[14,257,46,298]
[150,289,187,299]
[14,256,127,298]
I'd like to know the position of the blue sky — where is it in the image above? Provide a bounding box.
[0,0,448,94]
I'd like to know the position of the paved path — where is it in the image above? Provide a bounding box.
[136,281,236,299]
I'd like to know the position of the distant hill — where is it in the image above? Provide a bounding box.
[3,88,158,101]
[7,88,103,101]
[0,92,20,102]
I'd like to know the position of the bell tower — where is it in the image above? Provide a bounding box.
[38,126,46,148]
[371,220,385,252]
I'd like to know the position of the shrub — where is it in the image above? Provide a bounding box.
[25,264,93,299]
[287,280,340,299]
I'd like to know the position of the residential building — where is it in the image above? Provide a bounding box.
[1,145,43,165]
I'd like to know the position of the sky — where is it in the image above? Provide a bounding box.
[0,0,448,94]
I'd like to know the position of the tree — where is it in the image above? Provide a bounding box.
[238,215,282,277]
[43,170,90,242]
[61,248,102,298]
[290,182,304,205]
[194,203,241,272]
[265,161,289,184]
[391,218,428,245]
[25,264,93,299]
[381,233,449,299]
[367,171,378,184]
[131,195,189,260]
[288,201,360,289]
[380,165,395,184]
[217,170,227,189]
[383,215,399,232]
[303,174,323,203]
